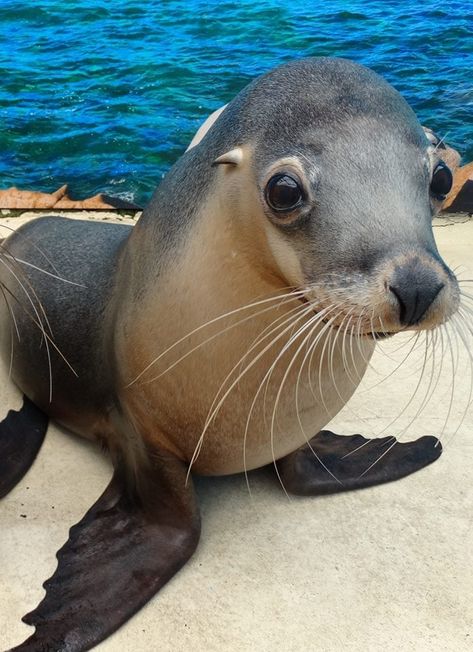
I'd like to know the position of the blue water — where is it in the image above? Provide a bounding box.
[0,0,472,206]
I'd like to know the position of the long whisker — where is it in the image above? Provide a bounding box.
[0,257,54,401]
[208,301,316,437]
[327,308,364,411]
[375,328,431,438]
[261,302,327,420]
[269,306,346,495]
[349,308,382,377]
[295,309,364,483]
[307,307,346,416]
[0,284,21,342]
[0,222,61,275]
[437,322,458,443]
[0,286,17,378]
[127,289,306,386]
[346,321,366,387]
[444,314,473,444]
[188,301,315,483]
[286,306,345,415]
[339,313,359,388]
[358,438,398,478]
[2,284,78,377]
[239,302,305,379]
[1,247,55,338]
[359,332,421,394]
[241,304,332,495]
[394,330,444,442]
[3,253,86,287]
[144,293,305,385]
[433,131,449,153]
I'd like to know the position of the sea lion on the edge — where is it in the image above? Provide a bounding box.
[0,57,460,651]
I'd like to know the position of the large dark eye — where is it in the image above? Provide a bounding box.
[265,173,304,212]
[430,162,453,200]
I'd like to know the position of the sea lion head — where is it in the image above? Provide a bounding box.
[200,57,459,337]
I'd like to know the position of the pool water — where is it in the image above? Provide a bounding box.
[0,0,471,205]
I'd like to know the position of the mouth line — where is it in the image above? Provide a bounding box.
[297,296,396,340]
[366,331,396,340]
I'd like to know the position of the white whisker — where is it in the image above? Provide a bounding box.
[127,289,306,387]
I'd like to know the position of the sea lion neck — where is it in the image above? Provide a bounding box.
[145,188,289,333]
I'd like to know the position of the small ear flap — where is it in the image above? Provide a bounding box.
[212,147,243,167]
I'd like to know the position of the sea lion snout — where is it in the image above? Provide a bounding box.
[388,262,445,326]
[302,248,459,338]
[380,252,459,331]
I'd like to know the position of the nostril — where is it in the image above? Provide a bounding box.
[388,284,408,324]
[389,281,444,326]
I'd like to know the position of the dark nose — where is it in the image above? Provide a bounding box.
[389,263,444,326]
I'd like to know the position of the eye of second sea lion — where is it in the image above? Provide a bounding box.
[430,162,453,200]
[265,173,304,212]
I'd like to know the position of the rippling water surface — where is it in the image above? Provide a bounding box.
[0,0,471,204]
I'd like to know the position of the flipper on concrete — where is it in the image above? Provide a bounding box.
[10,452,200,652]
[276,431,442,496]
[0,396,48,499]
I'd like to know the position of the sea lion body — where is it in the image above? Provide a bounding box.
[0,58,462,651]
[0,59,459,473]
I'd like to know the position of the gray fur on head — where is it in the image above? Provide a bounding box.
[140,58,433,272]
[202,57,427,157]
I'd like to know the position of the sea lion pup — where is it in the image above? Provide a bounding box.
[0,57,459,651]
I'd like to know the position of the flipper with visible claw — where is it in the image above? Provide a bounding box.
[276,431,442,496]
[11,450,200,652]
[0,396,48,499]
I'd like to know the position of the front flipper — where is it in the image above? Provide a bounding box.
[276,431,442,496]
[11,451,200,652]
[0,396,48,498]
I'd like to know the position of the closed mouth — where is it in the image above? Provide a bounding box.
[365,331,395,340]
[298,296,396,340]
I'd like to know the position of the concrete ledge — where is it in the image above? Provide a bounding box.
[0,208,470,223]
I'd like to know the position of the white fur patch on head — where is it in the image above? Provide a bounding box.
[186,104,228,151]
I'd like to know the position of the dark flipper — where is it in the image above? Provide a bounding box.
[0,396,48,499]
[11,451,200,652]
[277,431,442,496]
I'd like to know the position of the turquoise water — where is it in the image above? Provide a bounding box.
[0,0,471,205]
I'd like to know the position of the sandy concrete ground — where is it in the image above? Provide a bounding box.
[0,212,472,652]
